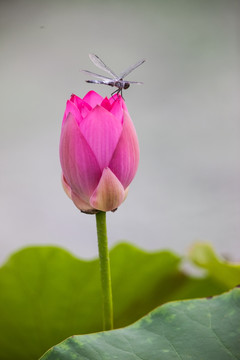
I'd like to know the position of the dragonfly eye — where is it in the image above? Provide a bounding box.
[124,83,130,89]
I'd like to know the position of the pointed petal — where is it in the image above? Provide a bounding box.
[61,174,72,199]
[90,168,125,211]
[60,113,102,202]
[109,110,139,188]
[61,174,95,212]
[109,94,121,105]
[101,97,112,111]
[83,91,103,108]
[110,97,124,123]
[123,186,129,201]
[71,191,96,213]
[71,94,92,119]
[62,100,82,125]
[80,106,123,171]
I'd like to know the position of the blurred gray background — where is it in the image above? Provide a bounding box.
[0,0,239,264]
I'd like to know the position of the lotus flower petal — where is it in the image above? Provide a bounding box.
[80,106,122,171]
[109,110,139,188]
[62,100,81,126]
[83,90,103,108]
[60,113,101,201]
[110,97,124,124]
[61,174,95,212]
[70,94,92,120]
[101,97,112,111]
[90,168,125,211]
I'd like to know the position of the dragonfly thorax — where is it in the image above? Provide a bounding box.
[115,81,130,90]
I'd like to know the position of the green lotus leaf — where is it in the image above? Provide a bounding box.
[41,288,240,360]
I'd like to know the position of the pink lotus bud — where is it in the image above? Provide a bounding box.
[60,91,139,214]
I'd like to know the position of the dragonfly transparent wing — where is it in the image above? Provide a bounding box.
[118,59,146,79]
[126,81,144,84]
[86,79,112,85]
[89,54,118,79]
[82,69,113,81]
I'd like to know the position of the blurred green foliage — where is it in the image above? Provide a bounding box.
[0,242,239,359]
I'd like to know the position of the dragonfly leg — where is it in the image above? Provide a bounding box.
[111,88,124,100]
[111,88,120,96]
[119,88,125,100]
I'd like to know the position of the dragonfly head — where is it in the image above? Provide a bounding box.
[124,83,130,90]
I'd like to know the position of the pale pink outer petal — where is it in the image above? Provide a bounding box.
[90,168,125,211]
[83,91,103,108]
[109,110,139,188]
[61,174,72,199]
[71,191,95,212]
[80,106,123,171]
[123,186,129,201]
[60,113,102,202]
[61,174,94,212]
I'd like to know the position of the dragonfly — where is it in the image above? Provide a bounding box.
[82,54,145,97]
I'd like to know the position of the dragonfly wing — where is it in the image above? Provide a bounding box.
[119,59,146,79]
[89,54,118,78]
[126,81,144,84]
[82,70,112,81]
[86,79,111,84]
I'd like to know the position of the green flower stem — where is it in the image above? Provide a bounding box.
[95,211,113,330]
